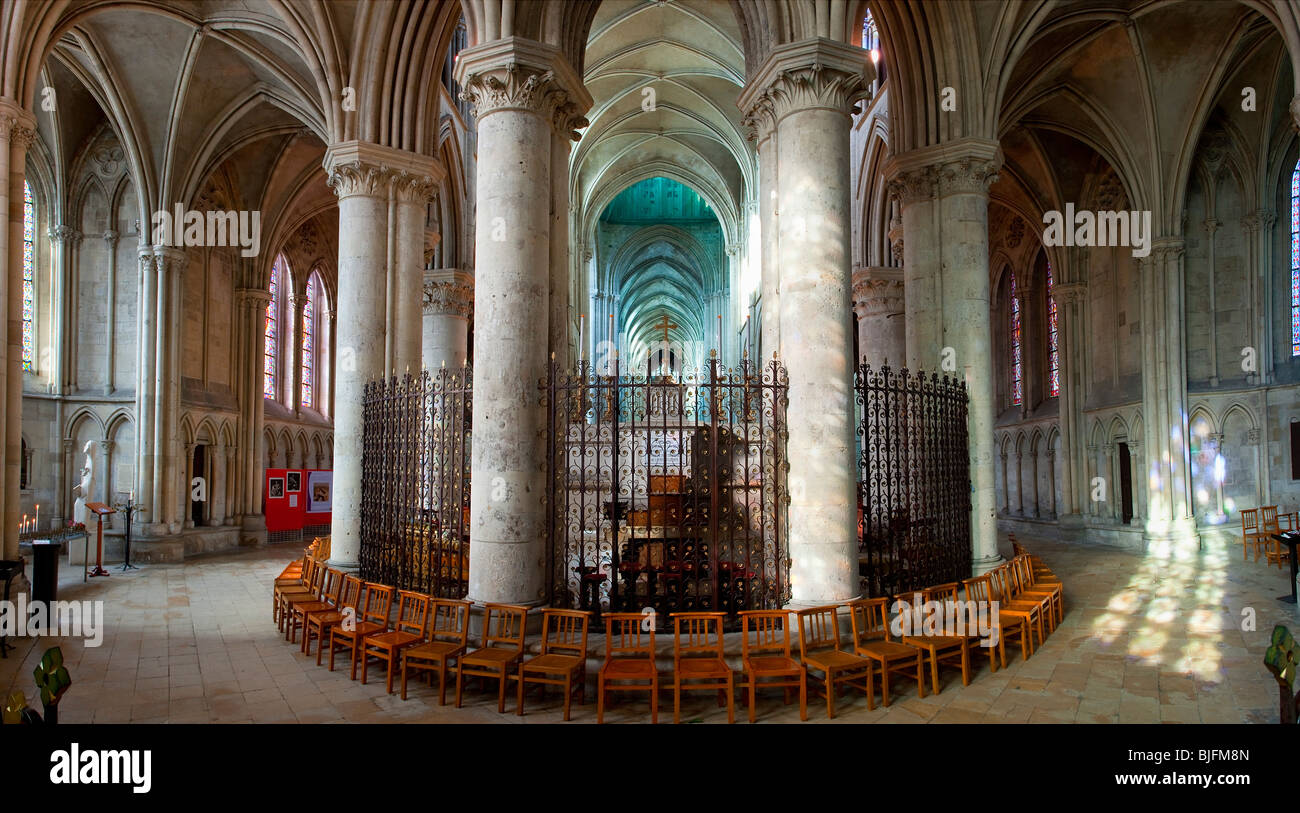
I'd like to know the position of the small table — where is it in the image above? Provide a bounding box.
[1273,531,1300,603]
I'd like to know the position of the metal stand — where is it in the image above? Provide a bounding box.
[117,498,141,571]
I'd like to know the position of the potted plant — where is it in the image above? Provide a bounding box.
[32,646,72,724]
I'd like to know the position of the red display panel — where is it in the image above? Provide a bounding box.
[264,468,332,533]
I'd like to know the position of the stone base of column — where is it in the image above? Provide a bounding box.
[131,538,186,563]
[972,553,1005,576]
[239,514,268,549]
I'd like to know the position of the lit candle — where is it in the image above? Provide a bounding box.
[34,504,39,531]
[22,514,27,535]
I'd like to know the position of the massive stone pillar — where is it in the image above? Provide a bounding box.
[851,267,904,368]
[888,139,1002,572]
[740,39,871,605]
[422,269,473,369]
[456,37,590,605]
[1140,239,1198,547]
[324,143,435,569]
[233,286,270,541]
[1053,280,1086,519]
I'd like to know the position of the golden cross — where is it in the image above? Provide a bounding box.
[651,313,677,343]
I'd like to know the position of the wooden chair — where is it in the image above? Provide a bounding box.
[328,582,393,679]
[360,590,431,693]
[516,608,591,721]
[962,573,1030,670]
[669,612,735,724]
[989,566,1043,654]
[401,598,471,703]
[1241,508,1265,562]
[1012,555,1062,627]
[847,597,924,706]
[273,556,309,623]
[794,605,874,719]
[274,557,321,631]
[898,585,971,694]
[305,575,363,661]
[284,567,341,644]
[1263,506,1287,569]
[456,603,528,713]
[597,612,659,724]
[738,609,806,723]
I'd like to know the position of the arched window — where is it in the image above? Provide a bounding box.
[264,255,286,398]
[301,270,327,409]
[1010,273,1022,406]
[22,181,35,371]
[1046,261,1059,396]
[861,10,885,82]
[1291,161,1299,357]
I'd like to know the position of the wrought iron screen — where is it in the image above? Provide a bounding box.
[360,367,471,597]
[546,355,789,626]
[856,363,971,598]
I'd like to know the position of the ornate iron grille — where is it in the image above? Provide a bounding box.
[546,355,789,628]
[856,363,971,598]
[360,367,471,598]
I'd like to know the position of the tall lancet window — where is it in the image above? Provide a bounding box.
[1010,273,1022,406]
[1047,261,1059,396]
[301,271,325,408]
[1291,160,1299,356]
[22,181,35,371]
[265,255,286,398]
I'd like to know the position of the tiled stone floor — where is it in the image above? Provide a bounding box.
[0,531,1290,723]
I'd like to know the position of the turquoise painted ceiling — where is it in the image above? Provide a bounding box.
[600,176,716,224]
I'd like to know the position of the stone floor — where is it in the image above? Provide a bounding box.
[0,530,1289,724]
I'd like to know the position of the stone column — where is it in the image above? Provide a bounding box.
[422,269,474,369]
[102,230,119,393]
[1128,438,1144,523]
[1086,443,1099,518]
[224,443,238,526]
[745,97,780,358]
[456,37,591,605]
[47,226,79,392]
[146,247,186,536]
[1054,281,1085,518]
[886,166,940,371]
[740,39,871,605]
[394,174,439,374]
[211,441,226,526]
[234,287,270,539]
[851,267,904,368]
[96,440,114,511]
[1140,239,1198,546]
[135,251,157,526]
[1045,448,1056,518]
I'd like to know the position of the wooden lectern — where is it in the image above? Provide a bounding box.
[85,502,116,578]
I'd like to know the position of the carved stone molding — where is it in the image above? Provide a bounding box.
[887,215,904,263]
[742,95,778,144]
[1052,282,1087,305]
[235,287,273,309]
[423,269,474,318]
[1247,428,1261,444]
[1150,239,1185,264]
[552,99,590,142]
[103,229,119,247]
[461,65,567,118]
[326,162,403,201]
[392,171,438,204]
[739,38,873,127]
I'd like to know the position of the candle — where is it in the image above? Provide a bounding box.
[22,514,27,535]
[717,314,722,355]
[579,314,585,363]
[34,504,38,531]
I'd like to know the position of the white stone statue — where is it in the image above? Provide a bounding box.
[70,440,95,527]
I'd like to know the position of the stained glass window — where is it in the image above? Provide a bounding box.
[1047,261,1059,396]
[22,181,35,372]
[264,256,284,399]
[1010,274,1022,406]
[1292,162,1299,356]
[301,272,320,408]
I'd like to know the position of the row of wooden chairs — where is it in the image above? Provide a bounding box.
[1242,507,1298,568]
[269,539,1063,723]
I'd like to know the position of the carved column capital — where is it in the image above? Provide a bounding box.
[48,225,82,246]
[103,229,119,247]
[851,267,905,319]
[738,38,873,125]
[886,166,937,206]
[454,38,592,140]
[323,141,446,201]
[936,156,1001,197]
[423,269,474,318]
